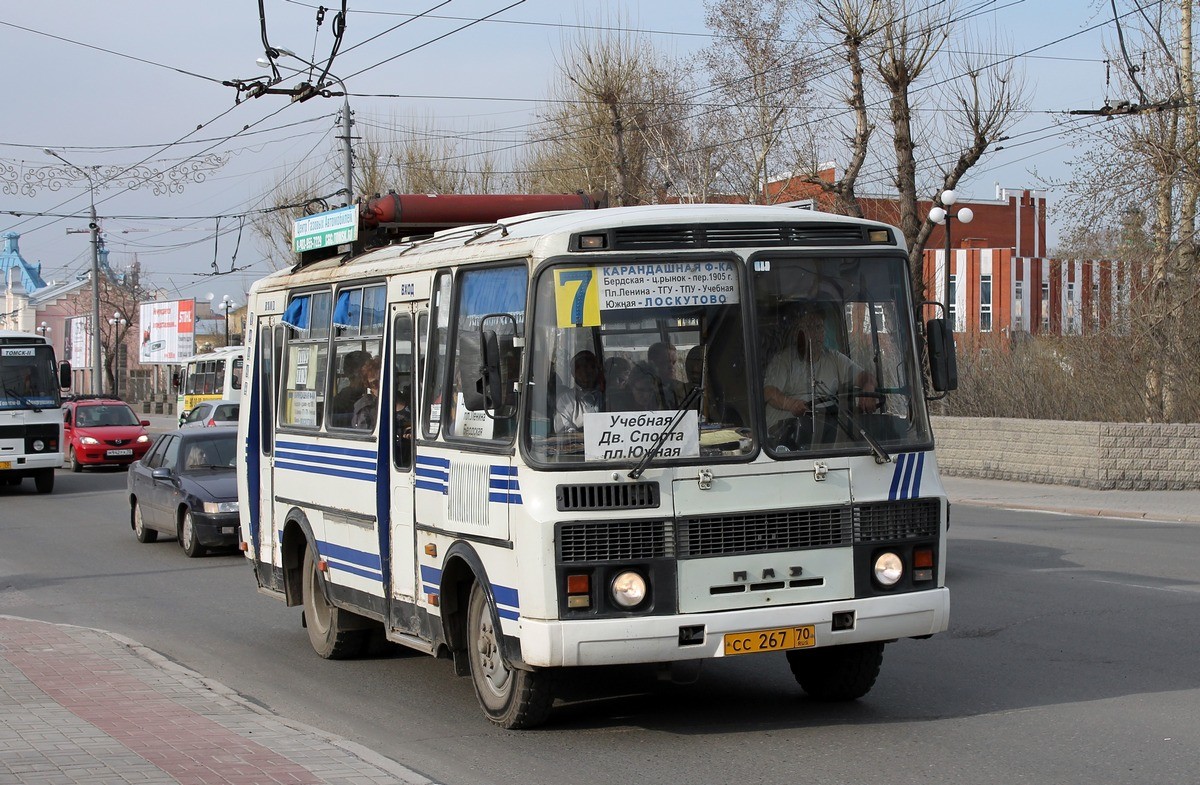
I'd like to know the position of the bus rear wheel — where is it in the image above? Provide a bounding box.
[301,546,370,659]
[466,581,553,729]
[786,641,885,701]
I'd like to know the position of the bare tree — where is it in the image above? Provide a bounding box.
[790,0,1026,295]
[700,0,816,203]
[523,21,690,204]
[1057,0,1198,422]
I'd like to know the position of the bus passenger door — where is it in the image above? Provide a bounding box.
[249,319,281,583]
[387,308,419,614]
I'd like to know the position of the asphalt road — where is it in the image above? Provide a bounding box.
[2,468,1198,785]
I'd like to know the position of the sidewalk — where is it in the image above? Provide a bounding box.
[943,475,1200,524]
[0,615,436,785]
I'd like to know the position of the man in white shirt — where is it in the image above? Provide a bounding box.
[554,350,604,432]
[763,305,877,431]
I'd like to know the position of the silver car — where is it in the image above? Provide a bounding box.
[179,400,240,429]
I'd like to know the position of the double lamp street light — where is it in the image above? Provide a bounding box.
[928,189,974,324]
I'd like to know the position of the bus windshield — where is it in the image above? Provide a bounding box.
[525,256,753,465]
[0,345,60,410]
[752,253,932,457]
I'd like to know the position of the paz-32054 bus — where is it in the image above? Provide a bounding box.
[0,330,71,493]
[237,197,958,728]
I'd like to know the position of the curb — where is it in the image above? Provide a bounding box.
[950,497,1200,524]
[3,615,442,785]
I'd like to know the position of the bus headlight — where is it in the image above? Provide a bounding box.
[203,501,239,514]
[32,440,44,451]
[611,571,647,608]
[873,552,904,586]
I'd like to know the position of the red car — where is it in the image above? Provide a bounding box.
[62,397,153,471]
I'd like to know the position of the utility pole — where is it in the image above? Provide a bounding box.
[340,92,354,205]
[45,148,103,395]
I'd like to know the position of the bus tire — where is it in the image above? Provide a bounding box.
[302,545,369,659]
[133,500,158,543]
[786,641,885,701]
[34,469,54,494]
[466,580,553,729]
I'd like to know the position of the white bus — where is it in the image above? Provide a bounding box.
[0,330,71,493]
[238,200,958,728]
[173,345,244,424]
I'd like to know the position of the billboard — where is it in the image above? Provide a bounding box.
[67,316,90,365]
[138,299,195,364]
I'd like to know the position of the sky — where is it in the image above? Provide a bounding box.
[1,0,1128,309]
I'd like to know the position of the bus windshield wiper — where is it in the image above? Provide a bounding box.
[813,380,889,464]
[628,384,703,480]
[3,386,41,412]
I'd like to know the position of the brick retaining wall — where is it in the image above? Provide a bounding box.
[931,417,1200,490]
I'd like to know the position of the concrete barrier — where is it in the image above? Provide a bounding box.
[932,416,1200,490]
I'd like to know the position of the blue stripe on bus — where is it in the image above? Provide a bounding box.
[416,479,448,494]
[416,455,450,468]
[888,453,926,501]
[276,440,378,460]
[275,449,378,472]
[326,560,384,583]
[492,584,519,608]
[489,492,523,504]
[318,540,382,570]
[276,460,376,483]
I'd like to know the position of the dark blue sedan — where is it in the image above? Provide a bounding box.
[126,426,240,557]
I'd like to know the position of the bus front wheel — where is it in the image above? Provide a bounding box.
[301,546,370,659]
[34,469,54,494]
[786,641,885,701]
[466,581,553,729]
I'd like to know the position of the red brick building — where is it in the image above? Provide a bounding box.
[766,169,1121,338]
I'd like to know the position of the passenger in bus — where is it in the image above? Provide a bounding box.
[352,357,381,429]
[554,350,604,433]
[763,304,878,431]
[611,362,661,412]
[331,350,370,427]
[647,341,687,408]
[602,356,632,393]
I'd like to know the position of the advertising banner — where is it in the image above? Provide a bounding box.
[68,316,89,365]
[138,299,195,364]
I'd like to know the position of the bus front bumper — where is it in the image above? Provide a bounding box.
[515,588,949,668]
[0,453,64,474]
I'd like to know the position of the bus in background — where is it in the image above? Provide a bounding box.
[0,330,71,493]
[237,195,958,728]
[173,345,244,425]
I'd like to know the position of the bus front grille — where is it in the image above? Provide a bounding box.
[558,520,672,562]
[556,482,660,511]
[555,500,941,563]
[854,499,940,541]
[677,507,853,558]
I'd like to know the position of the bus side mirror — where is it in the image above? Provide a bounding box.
[59,361,72,390]
[926,318,958,393]
[475,329,506,415]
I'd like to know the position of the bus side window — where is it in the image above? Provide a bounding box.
[422,273,451,439]
[446,264,526,442]
[280,290,332,429]
[392,313,414,469]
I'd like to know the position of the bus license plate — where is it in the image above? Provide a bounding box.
[0,461,10,470]
[724,625,815,656]
[106,449,133,457]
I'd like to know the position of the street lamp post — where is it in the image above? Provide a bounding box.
[35,321,51,338]
[44,148,103,395]
[107,311,127,398]
[928,190,974,329]
[209,294,237,346]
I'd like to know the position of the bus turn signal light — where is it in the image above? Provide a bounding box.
[913,548,934,581]
[566,573,591,609]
